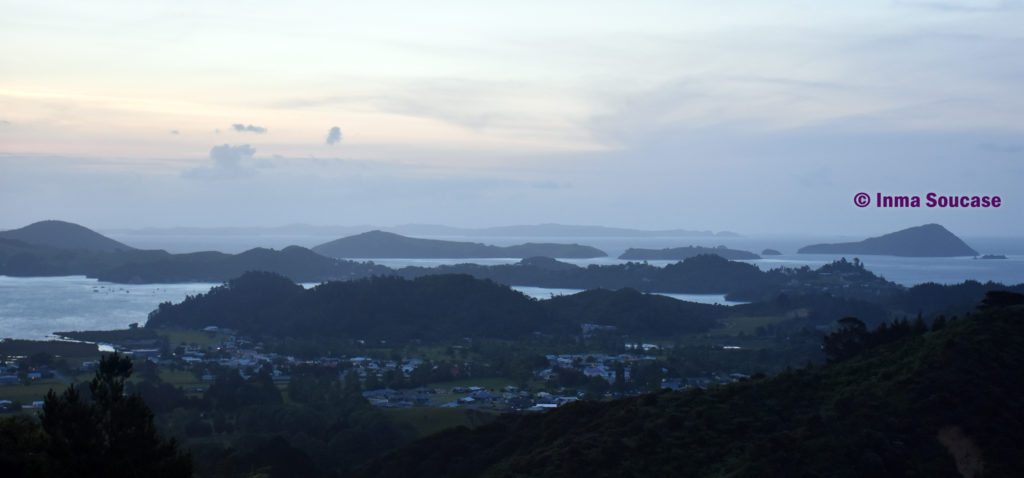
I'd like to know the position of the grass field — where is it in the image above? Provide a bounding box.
[426,377,517,391]
[156,329,223,347]
[708,313,801,337]
[383,407,496,437]
[0,379,65,404]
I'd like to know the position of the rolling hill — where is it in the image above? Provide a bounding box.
[0,220,135,252]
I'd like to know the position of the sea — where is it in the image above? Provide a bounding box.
[1,233,1021,340]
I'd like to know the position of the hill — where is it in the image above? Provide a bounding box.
[145,272,725,340]
[94,245,389,283]
[798,224,978,257]
[356,295,1024,478]
[619,245,760,260]
[312,230,606,259]
[0,220,135,252]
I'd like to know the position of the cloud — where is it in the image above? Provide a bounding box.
[231,123,267,134]
[182,144,257,179]
[170,130,179,135]
[326,126,342,145]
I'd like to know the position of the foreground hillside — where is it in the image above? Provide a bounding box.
[357,297,1024,478]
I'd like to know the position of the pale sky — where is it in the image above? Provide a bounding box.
[1,0,1022,235]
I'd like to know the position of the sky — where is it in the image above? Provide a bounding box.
[1,0,1022,236]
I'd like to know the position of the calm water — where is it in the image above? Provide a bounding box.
[511,286,745,306]
[0,276,216,340]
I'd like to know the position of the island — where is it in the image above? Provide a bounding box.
[797,224,978,257]
[618,245,760,261]
[312,230,607,259]
[761,248,782,255]
[0,219,134,252]
[976,254,1008,260]
[0,220,390,282]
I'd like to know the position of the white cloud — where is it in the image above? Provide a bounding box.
[182,144,257,179]
[231,124,267,134]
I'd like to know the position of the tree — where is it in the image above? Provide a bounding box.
[823,317,868,363]
[0,414,47,477]
[40,352,191,478]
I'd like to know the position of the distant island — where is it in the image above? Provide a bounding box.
[0,220,389,282]
[618,245,760,261]
[312,230,607,259]
[0,221,916,302]
[762,248,782,255]
[0,220,135,252]
[976,254,1008,260]
[797,224,978,257]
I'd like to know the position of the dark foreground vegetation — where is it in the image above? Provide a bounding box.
[357,292,1024,478]
[3,289,1022,477]
[0,353,191,477]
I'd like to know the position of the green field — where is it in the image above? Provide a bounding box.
[156,329,224,347]
[709,314,794,337]
[0,379,66,404]
[426,376,517,391]
[383,407,496,437]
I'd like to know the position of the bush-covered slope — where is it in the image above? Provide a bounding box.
[357,300,1024,478]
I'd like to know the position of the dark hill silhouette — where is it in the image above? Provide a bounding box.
[144,272,724,340]
[94,245,389,283]
[798,224,978,257]
[0,220,134,252]
[355,296,1024,477]
[312,230,606,259]
[619,245,760,260]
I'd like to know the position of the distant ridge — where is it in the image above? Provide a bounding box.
[312,230,607,259]
[0,220,135,252]
[104,223,740,238]
[390,223,741,238]
[619,245,760,261]
[798,224,978,257]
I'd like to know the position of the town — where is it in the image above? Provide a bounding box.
[1,326,753,414]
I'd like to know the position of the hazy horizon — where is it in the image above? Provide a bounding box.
[3,1,1021,235]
